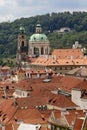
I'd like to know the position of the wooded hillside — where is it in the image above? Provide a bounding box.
[0,11,87,58]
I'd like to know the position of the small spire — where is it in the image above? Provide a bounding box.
[38,16,40,24]
[36,17,42,33]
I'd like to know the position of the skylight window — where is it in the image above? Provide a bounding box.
[43,79,51,82]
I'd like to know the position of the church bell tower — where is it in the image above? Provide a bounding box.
[16,26,27,67]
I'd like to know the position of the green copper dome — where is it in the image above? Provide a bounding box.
[29,33,48,42]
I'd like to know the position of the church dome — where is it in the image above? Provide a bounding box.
[28,22,50,56]
[29,22,49,43]
[29,33,49,42]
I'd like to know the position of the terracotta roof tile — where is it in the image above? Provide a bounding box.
[15,109,47,124]
[73,79,87,91]
[64,110,85,128]
[31,56,87,67]
[52,110,86,129]
[0,99,17,125]
[16,96,49,109]
[48,93,77,109]
[74,118,84,130]
[52,49,83,59]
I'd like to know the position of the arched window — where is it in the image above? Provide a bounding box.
[34,47,39,56]
[22,41,24,47]
[22,35,24,38]
[41,47,44,55]
[6,86,9,89]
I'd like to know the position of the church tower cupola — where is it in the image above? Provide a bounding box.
[19,26,25,34]
[18,26,26,48]
[36,24,42,33]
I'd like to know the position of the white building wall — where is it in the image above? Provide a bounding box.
[72,89,87,109]
[71,89,82,107]
[81,98,87,109]
[13,89,29,98]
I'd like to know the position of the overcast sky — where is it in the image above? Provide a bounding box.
[0,0,87,22]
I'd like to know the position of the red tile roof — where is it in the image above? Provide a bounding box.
[15,75,84,96]
[5,123,13,130]
[48,93,77,109]
[31,51,87,67]
[0,99,17,125]
[52,49,83,59]
[16,96,49,109]
[51,110,86,129]
[15,109,48,124]
[64,110,86,129]
[72,79,87,91]
[74,118,84,130]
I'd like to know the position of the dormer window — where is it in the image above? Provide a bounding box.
[76,61,79,63]
[6,86,9,89]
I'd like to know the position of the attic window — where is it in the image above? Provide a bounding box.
[76,61,79,63]
[2,114,7,121]
[2,117,6,121]
[52,61,56,64]
[42,117,45,121]
[49,99,52,103]
[0,111,2,116]
[66,61,69,64]
[53,100,56,103]
[6,86,9,89]
[14,117,18,122]
[3,114,7,117]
